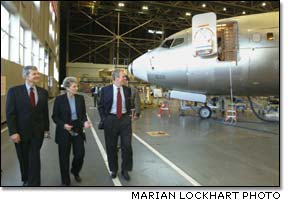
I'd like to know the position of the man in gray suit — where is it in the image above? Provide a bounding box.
[123,75,141,119]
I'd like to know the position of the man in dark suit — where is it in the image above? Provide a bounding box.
[98,69,134,181]
[6,66,50,186]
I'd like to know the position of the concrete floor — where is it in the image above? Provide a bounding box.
[1,94,279,187]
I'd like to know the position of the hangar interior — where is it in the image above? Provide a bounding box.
[1,1,279,187]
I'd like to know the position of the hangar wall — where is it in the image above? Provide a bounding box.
[1,1,60,123]
[66,62,105,78]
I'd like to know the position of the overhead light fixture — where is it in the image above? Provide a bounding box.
[262,2,266,7]
[242,11,246,15]
[185,12,191,16]
[142,6,148,10]
[202,3,206,8]
[148,29,163,35]
[118,2,125,7]
[223,7,227,11]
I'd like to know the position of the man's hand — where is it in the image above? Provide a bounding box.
[10,133,21,143]
[44,131,51,138]
[64,124,73,131]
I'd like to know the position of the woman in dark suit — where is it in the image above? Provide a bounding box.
[52,77,91,186]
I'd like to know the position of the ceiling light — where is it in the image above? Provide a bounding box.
[148,30,163,35]
[186,12,191,16]
[118,2,125,7]
[242,11,246,14]
[223,7,227,11]
[202,4,206,8]
[142,6,148,10]
[262,2,266,7]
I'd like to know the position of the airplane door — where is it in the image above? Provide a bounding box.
[192,12,217,57]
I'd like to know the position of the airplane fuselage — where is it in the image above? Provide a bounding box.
[129,12,279,96]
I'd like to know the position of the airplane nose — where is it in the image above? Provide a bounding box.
[128,62,133,75]
[130,54,148,82]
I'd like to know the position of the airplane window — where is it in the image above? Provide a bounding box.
[161,39,174,48]
[252,33,261,42]
[267,32,274,41]
[171,38,184,47]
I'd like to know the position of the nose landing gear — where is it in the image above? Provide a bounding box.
[198,106,212,119]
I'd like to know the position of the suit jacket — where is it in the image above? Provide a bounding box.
[130,87,141,115]
[6,84,49,141]
[98,85,133,127]
[52,93,88,145]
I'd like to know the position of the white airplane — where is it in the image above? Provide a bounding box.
[128,12,279,119]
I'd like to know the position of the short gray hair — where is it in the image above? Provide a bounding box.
[63,76,78,88]
[112,69,124,80]
[22,66,38,79]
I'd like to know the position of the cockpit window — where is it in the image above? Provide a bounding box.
[171,38,184,47]
[161,39,174,48]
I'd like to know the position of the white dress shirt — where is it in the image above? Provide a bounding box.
[110,84,126,114]
[25,82,38,105]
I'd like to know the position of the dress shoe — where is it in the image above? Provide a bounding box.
[121,171,130,181]
[110,171,117,178]
[22,181,28,186]
[73,174,82,183]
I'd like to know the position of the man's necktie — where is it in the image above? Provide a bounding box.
[116,87,122,119]
[30,87,35,108]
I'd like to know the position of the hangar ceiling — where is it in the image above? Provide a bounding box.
[61,1,279,65]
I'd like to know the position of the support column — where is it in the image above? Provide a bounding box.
[116,12,120,65]
[66,6,70,63]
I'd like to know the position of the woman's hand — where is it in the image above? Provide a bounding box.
[64,124,73,131]
[84,121,92,129]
